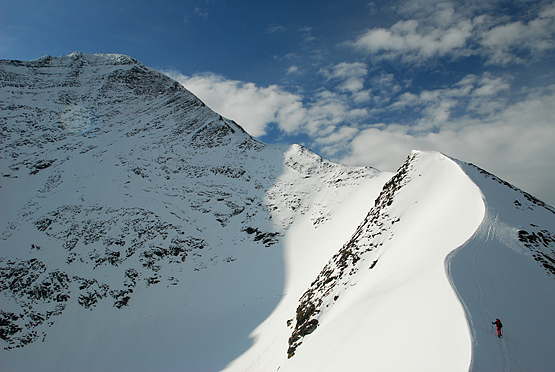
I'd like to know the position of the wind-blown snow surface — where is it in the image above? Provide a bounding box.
[2,53,555,372]
[225,151,555,372]
[226,150,485,371]
[447,160,555,372]
[0,53,387,371]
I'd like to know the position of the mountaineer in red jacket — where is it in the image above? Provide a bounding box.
[492,318,503,338]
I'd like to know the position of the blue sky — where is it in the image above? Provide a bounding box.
[2,0,555,205]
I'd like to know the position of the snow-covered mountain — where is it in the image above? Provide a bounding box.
[1,53,554,371]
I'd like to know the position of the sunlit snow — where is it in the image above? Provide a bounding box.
[1,53,555,372]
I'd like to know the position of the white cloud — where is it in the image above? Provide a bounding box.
[303,90,368,136]
[353,17,473,62]
[320,62,372,103]
[162,71,370,139]
[381,72,512,132]
[316,126,360,157]
[341,83,555,206]
[194,7,208,19]
[368,72,403,106]
[315,125,359,146]
[163,71,306,136]
[322,62,367,81]
[351,1,555,65]
[286,65,300,75]
[479,3,555,64]
[298,27,317,44]
[266,25,287,34]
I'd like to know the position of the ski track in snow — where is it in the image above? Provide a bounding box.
[486,200,513,372]
[449,187,515,372]
[447,159,555,372]
[468,204,515,372]
[469,208,497,321]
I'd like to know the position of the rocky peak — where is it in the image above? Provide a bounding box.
[0,52,259,151]
[1,53,381,356]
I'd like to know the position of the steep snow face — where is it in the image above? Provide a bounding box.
[222,147,393,372]
[447,160,555,371]
[0,53,384,371]
[3,53,554,372]
[225,151,486,372]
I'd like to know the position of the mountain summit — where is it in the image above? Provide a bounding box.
[1,53,555,371]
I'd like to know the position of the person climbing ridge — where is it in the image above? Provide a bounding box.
[492,318,503,338]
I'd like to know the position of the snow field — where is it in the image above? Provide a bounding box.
[226,151,486,371]
[3,54,555,372]
[447,160,555,372]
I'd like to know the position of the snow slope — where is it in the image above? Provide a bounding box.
[226,151,555,372]
[225,150,485,371]
[0,53,386,371]
[447,160,555,371]
[2,53,555,371]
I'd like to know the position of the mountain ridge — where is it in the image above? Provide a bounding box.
[1,52,386,371]
[2,53,555,371]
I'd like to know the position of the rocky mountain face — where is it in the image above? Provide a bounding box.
[2,53,555,372]
[1,52,263,347]
[0,53,383,370]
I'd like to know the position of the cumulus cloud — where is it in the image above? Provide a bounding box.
[353,15,473,62]
[341,81,555,206]
[479,3,555,64]
[351,1,555,65]
[320,62,373,102]
[321,62,368,92]
[286,65,300,75]
[387,72,512,132]
[368,72,403,106]
[314,126,359,157]
[163,70,369,139]
[342,1,555,205]
[163,71,305,136]
[303,90,367,136]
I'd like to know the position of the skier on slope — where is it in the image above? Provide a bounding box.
[492,318,503,338]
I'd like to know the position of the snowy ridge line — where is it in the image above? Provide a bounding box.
[285,151,416,358]
[3,52,555,371]
[3,52,388,369]
[454,160,555,278]
[445,158,555,372]
[464,162,555,215]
